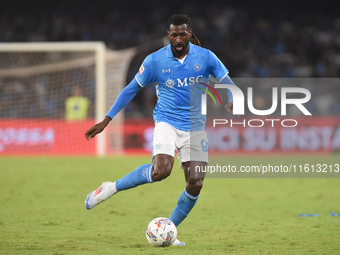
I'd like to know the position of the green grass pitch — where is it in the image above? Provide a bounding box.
[0,155,339,255]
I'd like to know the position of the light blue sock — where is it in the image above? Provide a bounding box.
[115,164,153,191]
[169,189,199,227]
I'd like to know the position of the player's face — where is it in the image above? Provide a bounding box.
[167,24,192,58]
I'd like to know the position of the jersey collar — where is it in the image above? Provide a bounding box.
[166,42,195,58]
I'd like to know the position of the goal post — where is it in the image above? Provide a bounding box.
[0,42,136,156]
[0,38,166,156]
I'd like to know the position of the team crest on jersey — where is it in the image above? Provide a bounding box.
[193,63,201,72]
[165,78,175,88]
[138,64,145,76]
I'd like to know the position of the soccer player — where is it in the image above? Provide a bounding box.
[84,14,235,245]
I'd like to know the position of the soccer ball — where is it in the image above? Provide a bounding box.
[146,217,177,247]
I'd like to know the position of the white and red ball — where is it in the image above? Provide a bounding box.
[146,217,177,247]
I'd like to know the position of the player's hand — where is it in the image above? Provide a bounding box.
[225,102,233,113]
[85,116,111,141]
[225,102,242,118]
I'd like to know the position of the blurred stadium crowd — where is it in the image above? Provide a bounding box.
[0,1,339,118]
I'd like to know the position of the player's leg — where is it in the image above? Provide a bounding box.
[85,155,175,210]
[170,161,206,246]
[113,153,174,192]
[169,129,208,227]
[85,163,154,209]
[169,161,206,226]
[184,161,206,196]
[151,154,174,181]
[85,122,176,209]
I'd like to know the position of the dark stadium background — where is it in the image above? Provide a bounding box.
[1,0,339,119]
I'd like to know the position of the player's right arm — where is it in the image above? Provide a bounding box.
[85,78,142,140]
[85,55,155,141]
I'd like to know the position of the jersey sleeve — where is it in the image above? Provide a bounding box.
[208,51,229,83]
[134,55,156,87]
[220,75,236,103]
[106,78,142,119]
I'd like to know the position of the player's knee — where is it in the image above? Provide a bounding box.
[151,161,172,182]
[186,178,204,195]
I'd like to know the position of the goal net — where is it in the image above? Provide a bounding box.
[0,42,136,156]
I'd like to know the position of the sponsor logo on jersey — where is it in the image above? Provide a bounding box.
[177,75,203,87]
[165,78,175,88]
[164,75,204,88]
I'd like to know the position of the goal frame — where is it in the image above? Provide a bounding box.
[0,42,107,156]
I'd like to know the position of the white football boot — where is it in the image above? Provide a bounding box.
[85,182,117,209]
[172,239,185,246]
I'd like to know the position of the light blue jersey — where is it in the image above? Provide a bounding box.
[135,42,228,131]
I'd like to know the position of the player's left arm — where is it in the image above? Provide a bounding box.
[219,74,235,113]
[208,51,238,114]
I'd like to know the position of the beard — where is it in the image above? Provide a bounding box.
[171,41,189,56]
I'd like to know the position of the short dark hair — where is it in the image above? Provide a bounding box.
[167,14,192,30]
[167,14,201,46]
